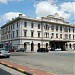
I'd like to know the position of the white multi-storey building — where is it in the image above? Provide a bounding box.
[0,27,1,42]
[1,13,75,52]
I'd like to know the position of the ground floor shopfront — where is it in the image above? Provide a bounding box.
[10,39,75,52]
[49,41,66,51]
[2,39,75,52]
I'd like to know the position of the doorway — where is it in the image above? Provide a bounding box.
[38,43,40,49]
[31,41,34,51]
[24,43,27,51]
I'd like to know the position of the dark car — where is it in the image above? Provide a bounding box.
[9,49,15,52]
[50,47,55,51]
[37,48,49,52]
[16,48,26,52]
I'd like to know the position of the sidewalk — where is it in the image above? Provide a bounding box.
[0,59,56,75]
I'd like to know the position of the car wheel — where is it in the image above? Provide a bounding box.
[7,56,10,58]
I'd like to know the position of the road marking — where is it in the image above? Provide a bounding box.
[7,65,12,68]
[17,68,25,72]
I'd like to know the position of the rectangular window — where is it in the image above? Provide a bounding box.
[56,25,58,31]
[9,34,10,39]
[45,32,49,38]
[38,24,40,29]
[73,35,75,40]
[51,33,54,38]
[9,34,11,39]
[24,30,27,37]
[11,25,12,30]
[13,31,14,38]
[51,25,54,31]
[9,26,10,32]
[13,24,15,29]
[31,22,34,28]
[7,35,8,39]
[64,27,68,32]
[69,28,70,32]
[46,24,49,30]
[73,28,74,33]
[69,34,71,39]
[16,30,18,37]
[38,32,40,37]
[24,22,27,27]
[56,34,58,38]
[46,33,47,38]
[60,34,62,39]
[65,34,68,39]
[11,34,12,39]
[6,27,8,33]
[60,26,62,32]
[17,22,18,28]
[46,33,49,38]
[31,31,34,37]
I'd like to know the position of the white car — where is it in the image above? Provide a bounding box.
[55,48,62,51]
[48,47,51,51]
[0,48,10,58]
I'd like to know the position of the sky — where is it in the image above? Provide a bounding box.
[0,0,75,27]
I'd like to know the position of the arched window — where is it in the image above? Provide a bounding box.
[31,41,34,51]
[46,43,48,48]
[24,43,27,50]
[69,44,71,48]
[66,43,68,48]
[73,44,75,50]
[38,43,40,49]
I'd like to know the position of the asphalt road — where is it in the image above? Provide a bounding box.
[0,68,12,75]
[0,64,25,75]
[7,51,75,75]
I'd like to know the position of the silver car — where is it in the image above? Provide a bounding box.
[0,48,10,58]
[55,48,62,51]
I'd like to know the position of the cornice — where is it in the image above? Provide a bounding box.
[1,16,75,28]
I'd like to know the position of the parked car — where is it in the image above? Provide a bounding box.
[16,48,26,52]
[0,48,10,58]
[50,47,55,51]
[55,48,62,51]
[9,49,15,52]
[48,47,51,51]
[37,48,49,52]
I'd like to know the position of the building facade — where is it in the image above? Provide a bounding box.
[0,27,1,42]
[1,13,75,52]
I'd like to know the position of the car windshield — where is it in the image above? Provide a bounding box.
[0,48,8,51]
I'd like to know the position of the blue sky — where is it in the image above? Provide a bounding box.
[0,0,75,26]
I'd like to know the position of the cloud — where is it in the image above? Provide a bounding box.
[34,0,75,20]
[60,2,75,13]
[0,0,24,3]
[35,1,58,17]
[0,0,9,3]
[2,12,25,20]
[0,12,25,26]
